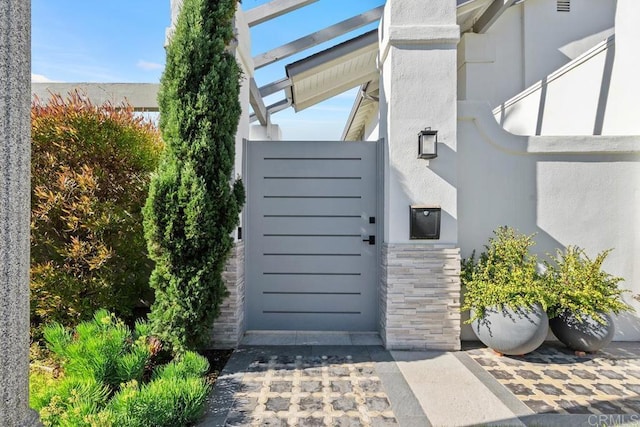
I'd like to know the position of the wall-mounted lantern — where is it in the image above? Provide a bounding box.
[418,128,438,159]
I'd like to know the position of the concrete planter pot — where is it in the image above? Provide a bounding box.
[549,311,615,353]
[471,303,548,355]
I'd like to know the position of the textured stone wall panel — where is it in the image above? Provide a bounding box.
[380,244,461,351]
[211,241,245,348]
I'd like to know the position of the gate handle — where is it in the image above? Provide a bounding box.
[362,235,376,245]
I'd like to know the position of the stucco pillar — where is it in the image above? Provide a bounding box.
[378,0,461,350]
[604,0,640,134]
[0,1,40,426]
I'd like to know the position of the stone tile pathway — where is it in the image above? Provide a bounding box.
[200,346,429,427]
[228,354,396,426]
[466,342,640,415]
[201,340,640,426]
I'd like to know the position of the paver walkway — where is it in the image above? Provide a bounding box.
[199,341,640,426]
[229,355,396,426]
[199,345,429,426]
[466,342,640,415]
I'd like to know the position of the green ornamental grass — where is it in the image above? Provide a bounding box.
[30,311,211,427]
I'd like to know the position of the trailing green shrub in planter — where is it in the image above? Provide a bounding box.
[30,310,210,427]
[462,226,551,355]
[544,246,633,352]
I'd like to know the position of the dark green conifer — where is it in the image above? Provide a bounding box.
[144,0,244,352]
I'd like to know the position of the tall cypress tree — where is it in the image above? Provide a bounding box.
[144,0,244,353]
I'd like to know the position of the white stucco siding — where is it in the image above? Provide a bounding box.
[382,46,459,244]
[601,0,640,135]
[378,0,459,244]
[458,101,640,340]
[457,6,524,107]
[459,0,615,107]
[494,39,612,135]
[521,0,615,88]
[458,0,636,136]
[488,0,640,136]
[536,160,637,263]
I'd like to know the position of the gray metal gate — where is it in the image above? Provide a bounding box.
[245,140,378,331]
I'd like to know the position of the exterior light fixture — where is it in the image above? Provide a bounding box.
[418,128,438,159]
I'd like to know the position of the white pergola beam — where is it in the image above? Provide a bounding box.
[249,77,268,125]
[253,5,384,69]
[245,0,319,27]
[267,98,292,114]
[250,98,292,123]
[473,0,517,33]
[32,83,160,111]
[259,78,292,97]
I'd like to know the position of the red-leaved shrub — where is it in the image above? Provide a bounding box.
[31,92,163,335]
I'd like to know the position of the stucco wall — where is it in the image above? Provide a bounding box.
[492,37,614,136]
[457,6,524,108]
[521,0,615,88]
[490,0,640,135]
[456,0,640,136]
[459,0,615,106]
[458,101,640,340]
[604,0,640,135]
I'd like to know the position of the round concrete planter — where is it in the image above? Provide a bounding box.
[471,304,548,355]
[550,311,615,353]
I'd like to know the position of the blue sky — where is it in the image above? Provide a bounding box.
[32,0,383,140]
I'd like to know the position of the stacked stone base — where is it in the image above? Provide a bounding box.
[210,241,245,348]
[380,244,461,351]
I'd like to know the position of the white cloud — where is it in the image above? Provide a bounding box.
[137,60,163,71]
[31,73,55,82]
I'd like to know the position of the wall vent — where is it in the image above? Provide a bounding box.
[557,0,570,12]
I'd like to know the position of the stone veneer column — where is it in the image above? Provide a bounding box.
[211,242,245,348]
[0,1,40,425]
[380,244,461,350]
